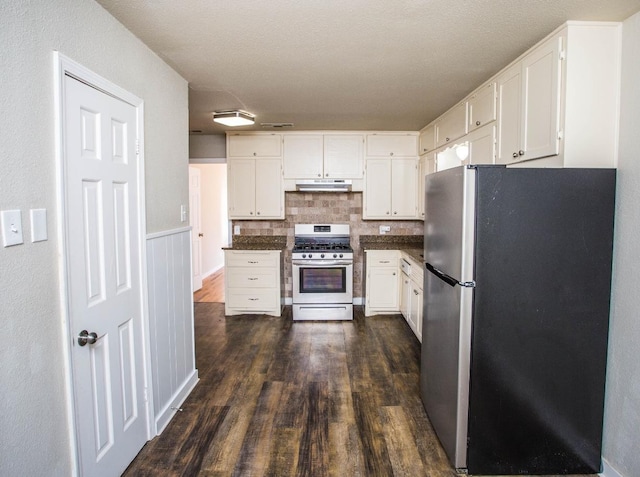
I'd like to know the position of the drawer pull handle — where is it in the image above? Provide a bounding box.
[379,260,390,263]
[248,261,258,264]
[248,298,259,301]
[248,278,258,281]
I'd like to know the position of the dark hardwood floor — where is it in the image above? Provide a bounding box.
[123,304,456,476]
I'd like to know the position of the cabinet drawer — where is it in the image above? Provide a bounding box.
[365,249,400,265]
[226,289,279,310]
[225,251,279,268]
[227,268,277,288]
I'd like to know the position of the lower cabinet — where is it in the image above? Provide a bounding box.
[365,250,400,316]
[224,250,282,316]
[399,254,423,342]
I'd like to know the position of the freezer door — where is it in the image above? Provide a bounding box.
[421,166,476,469]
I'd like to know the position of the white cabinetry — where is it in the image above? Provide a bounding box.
[497,35,561,164]
[365,250,400,316]
[418,152,436,219]
[227,133,284,220]
[283,133,364,179]
[366,133,418,157]
[228,158,283,219]
[399,253,423,342]
[364,133,418,220]
[224,250,282,316]
[436,101,468,148]
[228,133,282,157]
[468,82,497,132]
[364,157,418,219]
[419,124,436,155]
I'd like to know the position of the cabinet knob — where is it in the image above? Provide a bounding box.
[446,137,450,142]
[386,211,390,215]
[512,152,518,158]
[390,152,394,156]
[414,289,419,295]
[519,150,525,156]
[393,272,396,276]
[393,211,397,215]
[325,173,329,177]
[257,211,260,215]
[318,173,321,177]
[250,211,254,215]
[253,152,257,156]
[475,120,481,126]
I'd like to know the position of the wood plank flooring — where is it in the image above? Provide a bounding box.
[194,269,225,303]
[124,304,456,476]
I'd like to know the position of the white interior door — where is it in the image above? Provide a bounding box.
[64,74,147,477]
[189,166,203,291]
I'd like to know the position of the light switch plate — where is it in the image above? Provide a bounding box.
[30,209,47,242]
[379,225,391,234]
[1,209,24,247]
[234,225,240,235]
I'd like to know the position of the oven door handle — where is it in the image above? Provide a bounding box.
[292,260,353,266]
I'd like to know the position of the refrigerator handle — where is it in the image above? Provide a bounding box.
[426,262,476,288]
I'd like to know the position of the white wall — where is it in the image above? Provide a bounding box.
[602,10,640,477]
[191,164,229,276]
[0,1,188,475]
[189,134,226,159]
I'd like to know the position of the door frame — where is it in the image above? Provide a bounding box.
[53,52,154,475]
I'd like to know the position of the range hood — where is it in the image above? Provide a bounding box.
[295,179,352,192]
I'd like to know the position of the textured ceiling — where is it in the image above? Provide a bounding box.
[96,0,640,134]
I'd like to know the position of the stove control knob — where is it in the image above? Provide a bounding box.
[321,253,325,258]
[333,253,338,258]
[302,254,307,259]
[339,253,343,258]
[308,254,313,258]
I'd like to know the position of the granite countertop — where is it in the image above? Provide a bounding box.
[223,235,288,250]
[360,235,424,263]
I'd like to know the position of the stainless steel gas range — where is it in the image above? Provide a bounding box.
[291,224,354,321]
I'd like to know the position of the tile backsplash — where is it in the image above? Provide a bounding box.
[231,192,423,298]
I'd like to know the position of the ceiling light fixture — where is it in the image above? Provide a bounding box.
[212,110,255,127]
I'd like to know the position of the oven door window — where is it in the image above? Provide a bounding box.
[299,267,346,293]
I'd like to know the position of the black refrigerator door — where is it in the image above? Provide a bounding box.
[466,167,615,475]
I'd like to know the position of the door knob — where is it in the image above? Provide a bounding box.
[198,233,204,237]
[78,330,98,347]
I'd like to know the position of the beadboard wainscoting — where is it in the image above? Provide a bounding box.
[146,227,199,433]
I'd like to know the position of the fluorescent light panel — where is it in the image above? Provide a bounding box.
[213,110,254,127]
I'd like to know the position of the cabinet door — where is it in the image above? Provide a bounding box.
[391,158,418,218]
[368,267,399,310]
[496,62,522,164]
[366,134,418,157]
[409,283,423,342]
[400,274,411,319]
[419,125,436,155]
[418,152,436,220]
[228,159,256,218]
[364,158,392,218]
[255,158,283,218]
[468,82,497,132]
[324,134,364,179]
[228,134,282,157]
[283,134,323,179]
[436,101,468,147]
[521,37,561,160]
[468,124,496,165]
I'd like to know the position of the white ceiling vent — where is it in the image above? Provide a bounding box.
[260,122,294,128]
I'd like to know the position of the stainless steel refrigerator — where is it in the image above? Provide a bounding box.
[421,165,615,475]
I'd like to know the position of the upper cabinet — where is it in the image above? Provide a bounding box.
[283,133,364,179]
[496,36,561,164]
[228,133,282,157]
[423,22,621,172]
[419,124,436,155]
[366,133,418,157]
[435,101,468,148]
[468,82,497,132]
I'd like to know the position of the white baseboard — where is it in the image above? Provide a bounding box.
[154,370,199,435]
[203,263,224,279]
[600,459,624,477]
